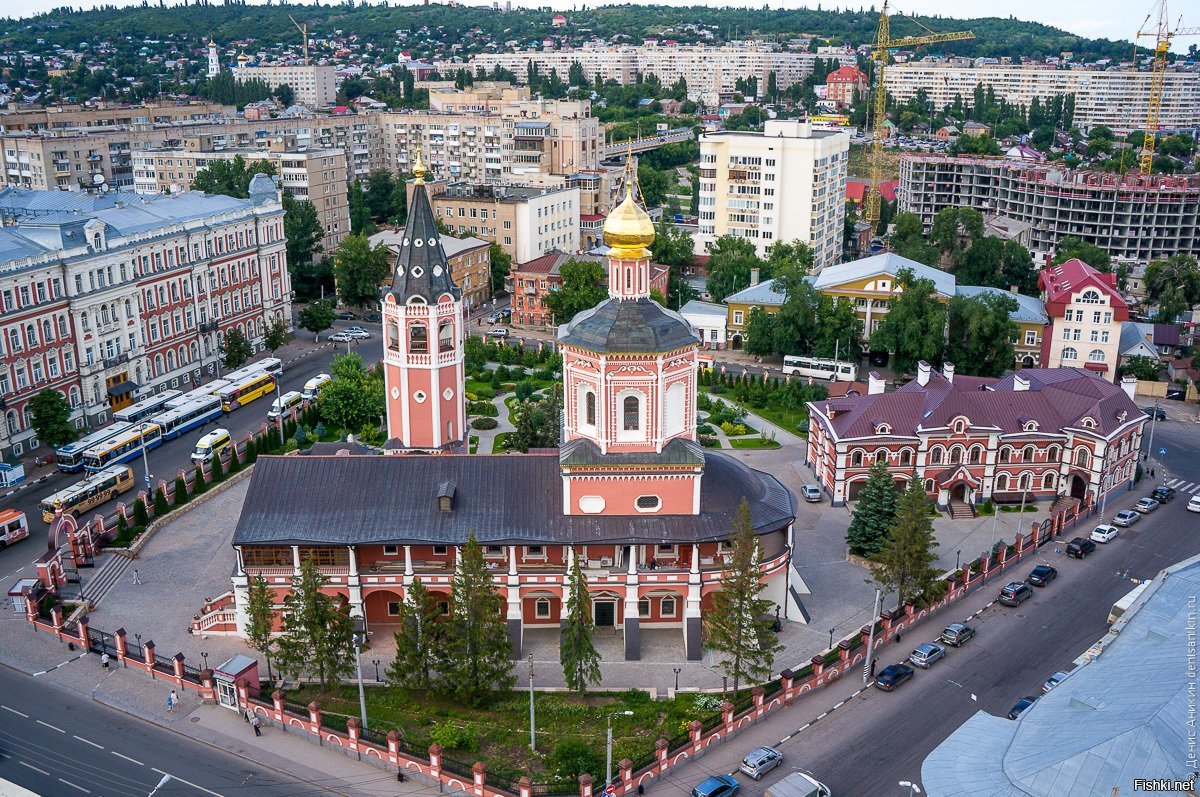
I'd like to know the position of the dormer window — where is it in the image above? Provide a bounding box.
[1080,417,1096,429]
[1078,289,1102,304]
[1024,420,1038,432]
[437,480,456,512]
[875,423,891,434]
[953,419,966,434]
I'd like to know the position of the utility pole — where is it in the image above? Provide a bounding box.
[527,654,536,752]
[1144,397,1160,470]
[862,588,882,683]
[352,617,369,732]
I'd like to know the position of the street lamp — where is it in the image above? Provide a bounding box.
[955,549,961,570]
[200,651,209,670]
[899,781,921,797]
[138,422,153,491]
[527,654,536,752]
[372,658,381,683]
[351,617,369,732]
[673,667,681,691]
[606,710,635,787]
[828,626,836,650]
[272,375,285,448]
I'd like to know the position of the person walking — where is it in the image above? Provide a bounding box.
[101,652,111,670]
[166,690,178,713]
[132,568,142,585]
[251,714,262,737]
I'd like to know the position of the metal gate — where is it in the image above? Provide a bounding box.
[89,629,114,656]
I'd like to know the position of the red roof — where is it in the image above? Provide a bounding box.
[512,253,562,276]
[1038,258,1128,321]
[827,66,867,84]
[846,179,896,203]
[580,213,605,221]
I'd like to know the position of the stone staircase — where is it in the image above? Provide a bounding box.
[80,551,133,608]
[1051,495,1079,516]
[947,501,976,520]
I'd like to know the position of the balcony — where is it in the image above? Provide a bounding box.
[102,354,130,369]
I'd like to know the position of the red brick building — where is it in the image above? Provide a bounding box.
[824,66,868,108]
[510,252,669,329]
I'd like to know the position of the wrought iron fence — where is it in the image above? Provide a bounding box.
[124,642,144,661]
[89,629,114,656]
[181,664,202,684]
[439,754,476,779]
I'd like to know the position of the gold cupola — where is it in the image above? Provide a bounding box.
[602,154,655,259]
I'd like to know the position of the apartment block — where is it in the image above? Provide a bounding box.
[131,134,350,251]
[232,64,339,108]
[898,154,1200,262]
[885,62,1200,132]
[427,82,531,113]
[1039,258,1127,381]
[370,229,492,311]
[0,101,232,134]
[696,119,850,269]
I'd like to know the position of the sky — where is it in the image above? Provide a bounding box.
[7,0,1174,52]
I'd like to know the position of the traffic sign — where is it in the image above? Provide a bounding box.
[1159,447,1167,456]
[604,785,617,796]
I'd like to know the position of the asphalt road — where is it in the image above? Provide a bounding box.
[0,666,338,796]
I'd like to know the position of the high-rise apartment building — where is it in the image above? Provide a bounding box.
[696,120,850,269]
[232,64,339,108]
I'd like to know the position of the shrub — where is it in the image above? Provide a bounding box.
[465,391,478,402]
[173,476,188,508]
[294,425,308,447]
[244,437,257,463]
[192,465,207,494]
[429,720,479,752]
[471,417,499,430]
[153,485,170,518]
[228,445,241,473]
[468,401,499,417]
[470,385,496,400]
[314,422,327,440]
[548,738,603,781]
[514,379,535,402]
[132,498,149,529]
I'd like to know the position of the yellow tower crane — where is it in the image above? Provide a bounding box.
[1135,0,1198,175]
[864,1,974,229]
[289,15,310,66]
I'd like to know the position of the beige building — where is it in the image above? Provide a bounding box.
[417,181,579,263]
[885,62,1200,132]
[0,101,232,134]
[697,119,849,269]
[232,64,339,108]
[131,134,350,252]
[428,82,531,113]
[1039,258,1127,382]
[370,229,493,310]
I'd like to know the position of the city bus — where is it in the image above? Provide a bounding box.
[223,358,283,385]
[204,379,232,396]
[152,396,224,440]
[0,508,29,548]
[781,356,860,382]
[165,384,229,410]
[54,422,135,473]
[39,465,134,522]
[218,372,276,412]
[81,423,163,473]
[113,390,182,424]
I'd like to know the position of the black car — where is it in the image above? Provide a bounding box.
[1008,696,1039,720]
[1066,537,1097,559]
[335,310,357,321]
[1142,406,1167,420]
[874,663,915,691]
[1151,485,1176,503]
[1028,564,1058,587]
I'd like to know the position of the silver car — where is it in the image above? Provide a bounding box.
[909,641,947,669]
[1112,510,1141,527]
[1134,497,1160,514]
[801,484,823,503]
[739,746,783,780]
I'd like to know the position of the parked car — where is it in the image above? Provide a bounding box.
[1091,525,1119,544]
[998,581,1034,606]
[691,775,740,797]
[1134,497,1160,514]
[940,622,975,647]
[486,312,501,323]
[1066,537,1097,558]
[874,663,915,691]
[363,313,382,323]
[335,310,357,321]
[1112,510,1141,527]
[1151,485,1176,503]
[1007,696,1039,719]
[1189,495,1200,513]
[1028,564,1058,587]
[342,326,371,340]
[328,331,353,342]
[1142,406,1166,421]
[1042,671,1069,692]
[908,642,946,669]
[739,746,783,780]
[801,484,823,503]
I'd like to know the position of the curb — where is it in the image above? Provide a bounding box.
[3,473,52,498]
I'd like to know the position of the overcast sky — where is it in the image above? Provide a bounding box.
[8,0,1166,52]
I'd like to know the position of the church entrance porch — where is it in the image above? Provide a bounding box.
[522,626,687,664]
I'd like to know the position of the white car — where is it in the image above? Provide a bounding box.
[1090,524,1119,544]
[328,331,353,342]
[343,327,371,339]
[1188,495,1200,513]
[1112,510,1141,527]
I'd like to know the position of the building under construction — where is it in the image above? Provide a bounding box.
[898,153,1200,263]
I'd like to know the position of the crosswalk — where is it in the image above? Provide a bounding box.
[1164,478,1200,493]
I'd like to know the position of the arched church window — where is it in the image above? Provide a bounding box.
[623,395,640,431]
[585,391,596,426]
[438,320,454,351]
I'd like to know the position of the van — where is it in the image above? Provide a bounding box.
[765,771,832,797]
[267,390,304,420]
[192,428,231,464]
[301,373,331,401]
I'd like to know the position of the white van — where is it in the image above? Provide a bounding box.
[301,373,331,401]
[267,390,304,420]
[192,428,232,464]
[765,772,832,797]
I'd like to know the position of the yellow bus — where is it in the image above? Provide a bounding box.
[218,372,276,412]
[40,465,134,523]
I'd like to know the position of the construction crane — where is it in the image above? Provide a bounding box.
[864,1,974,229]
[1135,0,1199,175]
[289,15,310,66]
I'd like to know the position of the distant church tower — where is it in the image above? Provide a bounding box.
[381,151,466,452]
[207,39,221,78]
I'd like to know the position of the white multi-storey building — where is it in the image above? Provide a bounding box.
[232,64,339,108]
[696,120,850,269]
[0,181,291,459]
[885,62,1200,133]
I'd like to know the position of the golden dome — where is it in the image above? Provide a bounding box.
[603,186,655,256]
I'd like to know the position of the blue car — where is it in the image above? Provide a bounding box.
[691,775,740,797]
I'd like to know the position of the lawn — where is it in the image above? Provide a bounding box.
[729,437,781,449]
[469,435,479,454]
[741,403,809,436]
[287,684,730,784]
[494,432,513,451]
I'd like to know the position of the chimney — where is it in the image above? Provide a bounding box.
[1013,374,1030,392]
[868,371,885,395]
[942,362,955,384]
[1120,374,1137,401]
[749,267,760,287]
[916,360,931,387]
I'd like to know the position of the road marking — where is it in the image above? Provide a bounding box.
[1,705,29,718]
[152,767,224,797]
[34,651,89,677]
[19,761,50,776]
[36,719,65,733]
[112,751,144,766]
[831,700,846,710]
[947,679,963,688]
[1168,478,1181,487]
[58,778,90,793]
[1183,482,1195,492]
[73,735,103,750]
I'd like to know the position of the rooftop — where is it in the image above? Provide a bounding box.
[812,252,956,298]
[437,182,574,203]
[954,285,1048,325]
[559,297,699,354]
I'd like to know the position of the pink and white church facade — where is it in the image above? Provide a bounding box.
[227,159,799,660]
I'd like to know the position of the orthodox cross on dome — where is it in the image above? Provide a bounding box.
[603,146,655,263]
[386,147,460,304]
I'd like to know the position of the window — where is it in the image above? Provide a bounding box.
[851,450,864,467]
[995,473,1010,490]
[660,597,676,617]
[437,601,450,616]
[969,446,982,465]
[383,545,399,556]
[930,448,943,465]
[1042,473,1056,489]
[525,545,545,558]
[433,545,448,556]
[1088,349,1105,363]
[1078,290,1102,304]
[535,598,552,619]
[409,323,428,353]
[638,598,650,618]
[1061,347,1078,361]
[636,495,661,511]
[622,395,640,432]
[1074,448,1090,467]
[899,449,912,466]
[585,391,596,426]
[999,447,1011,463]
[950,447,962,465]
[875,450,887,464]
[387,601,402,617]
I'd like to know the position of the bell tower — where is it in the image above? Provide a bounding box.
[207,39,221,78]
[381,151,466,452]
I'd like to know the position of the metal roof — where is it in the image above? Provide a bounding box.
[559,298,699,354]
[386,181,461,304]
[812,252,956,298]
[724,278,789,306]
[955,285,1048,325]
[679,299,729,319]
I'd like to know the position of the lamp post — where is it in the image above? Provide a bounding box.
[1144,397,1160,462]
[606,710,634,787]
[200,651,209,670]
[138,422,153,491]
[351,617,369,732]
[955,549,961,570]
[526,654,537,751]
[372,658,381,683]
[273,375,285,447]
[828,626,836,650]
[673,667,681,691]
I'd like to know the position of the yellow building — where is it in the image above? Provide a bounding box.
[723,271,786,349]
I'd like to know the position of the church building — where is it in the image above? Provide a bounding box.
[227,156,798,660]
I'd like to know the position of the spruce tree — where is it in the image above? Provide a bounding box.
[132,497,149,529]
[388,578,441,690]
[274,558,354,688]
[228,444,241,473]
[244,436,257,463]
[846,461,900,558]
[438,533,515,705]
[173,475,188,507]
[871,480,941,612]
[153,484,170,518]
[244,574,277,683]
[706,499,783,695]
[560,549,602,692]
[193,464,207,495]
[210,450,224,481]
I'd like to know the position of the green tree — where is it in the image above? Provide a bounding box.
[636,163,672,209]
[364,169,397,222]
[332,234,391,310]
[283,194,326,295]
[705,236,766,303]
[765,239,815,275]
[191,155,276,198]
[873,267,948,373]
[28,389,76,448]
[273,83,294,107]
[928,207,984,261]
[705,499,782,695]
[744,307,779,356]
[387,578,441,690]
[956,237,1038,295]
[488,243,511,295]
[945,292,1018,378]
[262,314,290,354]
[560,550,602,692]
[1051,236,1111,272]
[438,533,515,706]
[845,461,900,558]
[543,259,607,323]
[770,270,820,356]
[1122,355,1161,382]
[274,557,355,689]
[812,295,863,360]
[244,574,278,682]
[348,180,373,235]
[298,300,336,341]
[509,385,563,452]
[220,328,252,371]
[950,135,1001,156]
[319,353,385,433]
[870,480,940,612]
[1143,254,1200,323]
[889,212,938,266]
[650,218,695,268]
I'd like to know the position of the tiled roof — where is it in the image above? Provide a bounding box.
[812,252,956,298]
[955,285,1048,324]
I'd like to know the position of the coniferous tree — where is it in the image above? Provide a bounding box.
[244,574,277,683]
[173,475,188,507]
[192,464,206,495]
[871,480,941,612]
[274,558,355,688]
[388,578,441,690]
[132,497,149,529]
[560,550,601,692]
[846,461,900,558]
[438,533,515,705]
[706,499,782,696]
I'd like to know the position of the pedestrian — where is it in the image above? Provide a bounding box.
[132,568,142,585]
[251,714,262,737]
[1150,468,1155,479]
[870,658,878,677]
[166,690,178,713]
[648,557,657,571]
[101,652,111,670]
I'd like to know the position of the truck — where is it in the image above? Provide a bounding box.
[1108,581,1150,625]
[765,772,832,797]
